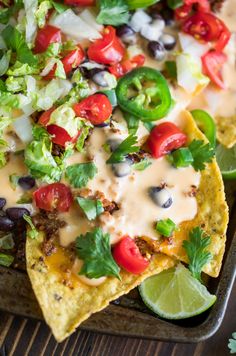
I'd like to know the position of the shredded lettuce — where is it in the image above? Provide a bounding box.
[75,121,92,152]
[176,53,209,94]
[58,69,90,105]
[35,0,52,28]
[24,126,62,183]
[5,76,26,92]
[49,104,79,137]
[24,0,38,44]
[7,61,39,76]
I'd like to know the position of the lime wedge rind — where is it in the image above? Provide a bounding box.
[139,264,216,320]
[216,144,236,180]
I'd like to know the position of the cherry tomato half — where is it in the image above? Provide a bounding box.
[44,45,85,80]
[73,94,113,125]
[34,183,73,212]
[112,236,149,275]
[38,108,80,147]
[109,54,145,78]
[87,26,125,65]
[147,122,187,159]
[64,0,94,5]
[34,25,61,54]
[184,0,210,12]
[201,50,227,89]
[182,12,230,50]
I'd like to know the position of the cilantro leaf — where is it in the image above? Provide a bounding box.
[23,214,39,239]
[76,227,120,279]
[228,332,236,354]
[0,0,23,24]
[167,0,183,9]
[183,227,212,281]
[76,197,104,221]
[97,0,130,26]
[65,162,97,188]
[107,135,139,164]
[0,253,14,267]
[2,25,37,65]
[188,140,215,171]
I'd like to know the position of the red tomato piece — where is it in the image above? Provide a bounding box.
[44,45,85,80]
[182,12,230,50]
[175,4,192,21]
[34,25,61,54]
[147,122,187,159]
[64,0,94,5]
[184,0,210,13]
[201,50,227,89]
[34,183,73,212]
[38,108,80,147]
[87,26,125,65]
[73,94,113,125]
[112,236,149,275]
[109,54,145,78]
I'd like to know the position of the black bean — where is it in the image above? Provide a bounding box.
[0,198,6,209]
[0,216,15,231]
[150,13,164,21]
[160,34,176,51]
[149,187,173,208]
[94,121,110,128]
[6,207,30,221]
[107,138,122,152]
[112,160,132,177]
[161,8,175,26]
[116,25,136,44]
[92,70,110,87]
[147,41,166,61]
[18,176,35,190]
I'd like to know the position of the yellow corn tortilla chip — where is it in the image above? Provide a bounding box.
[26,110,228,342]
[159,111,229,277]
[26,235,175,342]
[215,115,236,148]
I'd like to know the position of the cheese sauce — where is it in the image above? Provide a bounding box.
[59,110,200,247]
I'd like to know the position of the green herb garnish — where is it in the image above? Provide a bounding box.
[65,162,97,188]
[2,25,37,65]
[183,227,212,281]
[97,0,130,26]
[132,159,152,171]
[0,234,14,249]
[76,197,104,221]
[76,227,120,279]
[107,135,139,164]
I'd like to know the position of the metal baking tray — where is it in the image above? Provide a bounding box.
[0,181,235,343]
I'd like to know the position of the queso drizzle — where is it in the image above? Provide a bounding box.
[0,0,230,283]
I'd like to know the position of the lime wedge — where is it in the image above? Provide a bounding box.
[139,264,216,320]
[216,144,236,180]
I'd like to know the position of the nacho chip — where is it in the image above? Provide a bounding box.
[26,111,228,342]
[215,115,236,148]
[159,111,229,277]
[26,236,175,342]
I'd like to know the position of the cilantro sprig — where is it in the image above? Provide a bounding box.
[107,134,139,164]
[23,215,39,239]
[97,0,130,26]
[2,25,37,65]
[183,227,212,281]
[170,139,215,171]
[76,228,120,279]
[65,162,97,188]
[76,197,104,221]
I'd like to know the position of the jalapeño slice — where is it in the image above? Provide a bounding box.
[191,109,216,148]
[116,67,172,121]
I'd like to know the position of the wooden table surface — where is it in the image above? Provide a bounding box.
[0,282,235,356]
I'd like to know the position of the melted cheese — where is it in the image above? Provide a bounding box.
[59,111,200,247]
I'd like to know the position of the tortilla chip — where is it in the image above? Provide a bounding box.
[215,115,236,148]
[26,235,175,342]
[159,111,229,277]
